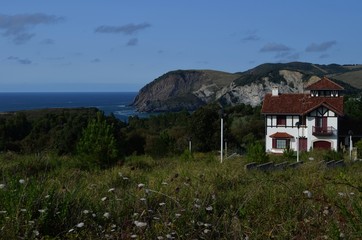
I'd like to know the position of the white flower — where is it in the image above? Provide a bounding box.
[123,177,129,180]
[28,221,35,225]
[303,190,312,198]
[175,213,181,218]
[92,213,96,217]
[159,202,166,206]
[33,230,40,236]
[0,184,5,189]
[44,195,50,199]
[108,188,115,192]
[101,197,107,201]
[162,182,168,185]
[131,235,138,238]
[38,209,46,213]
[134,221,147,228]
[103,212,110,218]
[19,179,25,184]
[68,228,74,233]
[206,206,213,211]
[118,172,123,177]
[138,183,145,189]
[83,210,90,214]
[157,236,164,240]
[20,209,27,212]
[111,224,116,228]
[76,222,84,228]
[140,198,146,201]
[204,229,211,234]
[0,211,7,214]
[194,204,201,208]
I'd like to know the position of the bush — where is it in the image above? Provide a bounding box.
[246,142,269,163]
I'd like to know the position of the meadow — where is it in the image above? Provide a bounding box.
[0,151,361,239]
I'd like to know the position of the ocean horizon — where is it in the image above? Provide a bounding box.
[0,92,148,122]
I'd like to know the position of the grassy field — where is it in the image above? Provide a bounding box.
[0,152,361,239]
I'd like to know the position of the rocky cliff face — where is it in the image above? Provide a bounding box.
[132,62,361,112]
[132,70,239,112]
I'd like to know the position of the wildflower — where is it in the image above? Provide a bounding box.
[162,181,168,185]
[118,172,123,177]
[103,212,110,219]
[38,209,46,213]
[134,221,147,228]
[130,235,138,239]
[206,206,213,211]
[33,230,40,236]
[338,192,346,197]
[101,197,107,201]
[19,179,25,184]
[153,217,160,220]
[303,190,312,198]
[76,222,85,228]
[68,228,74,233]
[44,195,50,199]
[175,213,181,218]
[92,213,96,217]
[83,210,90,214]
[108,188,115,192]
[204,229,211,234]
[28,221,35,225]
[0,184,5,189]
[159,202,166,206]
[123,177,129,180]
[111,224,116,229]
[157,236,164,240]
[140,198,146,201]
[138,183,145,189]
[0,211,7,214]
[204,223,212,227]
[20,209,27,212]
[194,204,201,208]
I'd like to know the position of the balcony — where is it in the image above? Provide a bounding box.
[312,126,334,136]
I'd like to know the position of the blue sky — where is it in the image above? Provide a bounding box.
[1,1,362,92]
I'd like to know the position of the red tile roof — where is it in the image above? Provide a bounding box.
[269,132,294,138]
[261,93,344,116]
[306,77,344,90]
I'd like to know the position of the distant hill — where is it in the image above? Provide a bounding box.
[133,62,362,112]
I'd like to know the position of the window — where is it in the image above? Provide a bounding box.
[272,138,290,149]
[277,116,286,126]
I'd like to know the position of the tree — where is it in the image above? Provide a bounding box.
[77,112,119,168]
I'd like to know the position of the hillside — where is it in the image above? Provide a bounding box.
[133,62,362,112]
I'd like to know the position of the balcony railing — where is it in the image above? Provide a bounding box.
[312,126,334,136]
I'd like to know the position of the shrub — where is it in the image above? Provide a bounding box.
[246,141,269,163]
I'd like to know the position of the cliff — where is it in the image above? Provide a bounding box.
[133,62,362,112]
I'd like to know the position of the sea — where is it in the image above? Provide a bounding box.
[0,92,149,122]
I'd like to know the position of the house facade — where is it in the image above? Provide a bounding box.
[261,77,344,154]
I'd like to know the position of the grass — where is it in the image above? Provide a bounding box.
[0,152,361,239]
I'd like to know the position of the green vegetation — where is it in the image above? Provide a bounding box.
[0,152,361,239]
[1,93,362,238]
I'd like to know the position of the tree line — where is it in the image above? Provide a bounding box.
[0,104,264,166]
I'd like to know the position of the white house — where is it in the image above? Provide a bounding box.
[261,77,344,154]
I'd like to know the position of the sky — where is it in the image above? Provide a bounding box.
[1,1,362,92]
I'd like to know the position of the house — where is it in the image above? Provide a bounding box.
[261,77,344,154]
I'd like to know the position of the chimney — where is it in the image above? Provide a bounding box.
[272,86,279,96]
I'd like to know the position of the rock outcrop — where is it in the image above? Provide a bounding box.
[132,62,361,112]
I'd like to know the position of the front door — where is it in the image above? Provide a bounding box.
[299,138,308,151]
